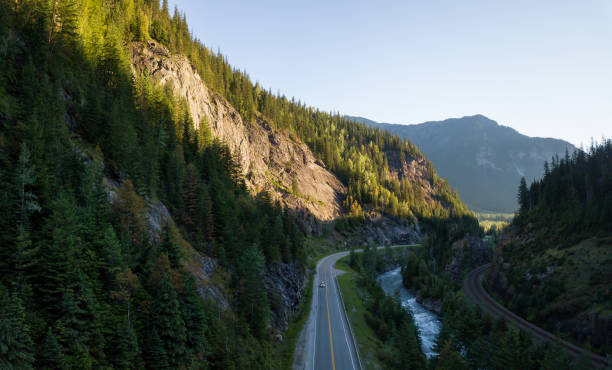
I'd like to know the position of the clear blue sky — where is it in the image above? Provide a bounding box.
[169,0,611,147]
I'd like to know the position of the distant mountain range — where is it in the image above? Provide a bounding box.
[348,114,577,213]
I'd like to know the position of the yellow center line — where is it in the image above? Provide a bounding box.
[325,266,336,370]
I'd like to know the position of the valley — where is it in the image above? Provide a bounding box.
[0,1,609,369]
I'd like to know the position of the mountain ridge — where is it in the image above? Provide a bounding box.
[348,114,577,213]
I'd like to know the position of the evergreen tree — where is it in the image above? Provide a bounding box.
[143,327,168,370]
[159,224,181,269]
[153,276,187,368]
[0,293,35,369]
[395,319,426,369]
[36,193,82,313]
[518,176,529,212]
[108,318,139,369]
[37,328,65,369]
[434,341,468,370]
[180,275,207,365]
[236,244,269,338]
[539,343,572,370]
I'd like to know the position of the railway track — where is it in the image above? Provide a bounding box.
[463,264,609,368]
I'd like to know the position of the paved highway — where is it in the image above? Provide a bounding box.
[463,264,609,368]
[303,250,361,370]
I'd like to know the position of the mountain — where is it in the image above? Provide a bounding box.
[349,115,577,213]
[489,140,612,355]
[131,41,346,235]
[0,0,474,368]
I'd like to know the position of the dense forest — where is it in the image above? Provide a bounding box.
[516,140,612,237]
[0,0,476,368]
[0,0,306,367]
[492,141,612,355]
[400,227,597,369]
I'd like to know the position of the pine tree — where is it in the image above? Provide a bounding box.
[539,342,572,370]
[37,328,65,369]
[182,163,199,233]
[144,327,168,370]
[0,293,35,369]
[434,341,468,370]
[180,275,207,365]
[236,244,269,338]
[159,225,181,269]
[112,268,140,326]
[36,193,82,312]
[109,318,139,369]
[153,276,187,368]
[112,180,146,245]
[518,177,529,212]
[196,181,214,246]
[395,319,426,369]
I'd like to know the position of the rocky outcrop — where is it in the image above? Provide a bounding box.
[416,296,443,315]
[130,41,346,234]
[103,176,173,244]
[343,213,421,247]
[445,236,493,281]
[186,253,231,312]
[263,263,305,332]
[103,176,231,311]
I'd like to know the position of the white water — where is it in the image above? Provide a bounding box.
[377,267,441,358]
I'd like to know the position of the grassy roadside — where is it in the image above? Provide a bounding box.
[335,256,384,369]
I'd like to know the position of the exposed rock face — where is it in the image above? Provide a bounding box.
[416,296,443,315]
[103,176,231,311]
[186,254,231,312]
[103,176,173,245]
[263,263,305,332]
[130,41,345,234]
[445,236,493,281]
[343,213,421,247]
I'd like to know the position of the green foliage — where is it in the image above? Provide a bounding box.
[507,141,612,353]
[0,0,311,367]
[0,0,477,367]
[514,141,612,235]
[108,319,139,369]
[151,276,187,368]
[235,244,269,338]
[37,328,65,369]
[346,248,426,369]
[0,293,35,369]
[403,243,604,369]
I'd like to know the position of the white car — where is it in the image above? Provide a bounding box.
[319,281,326,288]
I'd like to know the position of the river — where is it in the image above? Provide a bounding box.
[377,267,441,358]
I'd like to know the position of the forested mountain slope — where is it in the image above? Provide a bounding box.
[489,140,612,355]
[131,41,471,223]
[0,0,474,368]
[350,115,576,213]
[130,41,345,234]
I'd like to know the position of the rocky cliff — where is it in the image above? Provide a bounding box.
[131,41,345,234]
[444,236,493,282]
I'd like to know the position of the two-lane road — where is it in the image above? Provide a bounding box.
[304,251,361,370]
[298,245,418,369]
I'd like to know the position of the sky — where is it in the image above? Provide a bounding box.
[168,0,612,147]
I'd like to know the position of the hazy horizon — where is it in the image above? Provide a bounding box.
[169,0,612,147]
